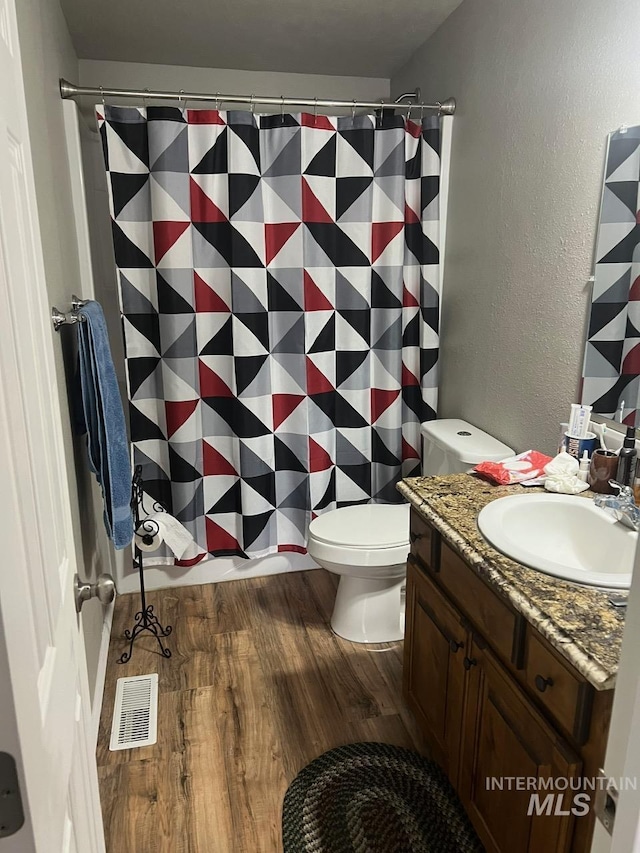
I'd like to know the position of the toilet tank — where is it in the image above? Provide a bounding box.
[421,419,514,476]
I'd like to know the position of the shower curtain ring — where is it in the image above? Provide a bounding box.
[352,100,356,120]
[314,98,318,121]
[407,105,413,122]
[143,87,149,109]
[215,93,220,110]
[250,94,255,114]
[281,95,285,124]
[177,88,184,109]
[99,86,105,107]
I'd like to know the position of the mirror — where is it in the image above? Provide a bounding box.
[581,125,640,426]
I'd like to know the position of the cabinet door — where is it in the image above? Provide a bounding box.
[403,560,467,784]
[460,640,582,853]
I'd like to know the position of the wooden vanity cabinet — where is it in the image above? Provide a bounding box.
[404,509,613,853]
[403,560,467,783]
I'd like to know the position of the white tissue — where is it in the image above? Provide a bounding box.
[134,512,198,558]
[543,451,590,494]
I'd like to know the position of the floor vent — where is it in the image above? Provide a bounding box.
[109,673,158,751]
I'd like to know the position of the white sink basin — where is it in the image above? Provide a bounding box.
[477,493,637,589]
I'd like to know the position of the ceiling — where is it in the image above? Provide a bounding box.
[59,0,463,79]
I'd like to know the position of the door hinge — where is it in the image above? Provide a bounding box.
[594,770,618,836]
[0,752,24,838]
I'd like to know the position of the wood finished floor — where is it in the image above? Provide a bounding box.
[97,569,423,853]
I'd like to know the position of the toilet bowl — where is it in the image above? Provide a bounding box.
[308,419,514,644]
[307,503,410,643]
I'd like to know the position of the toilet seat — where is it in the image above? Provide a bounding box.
[308,503,410,569]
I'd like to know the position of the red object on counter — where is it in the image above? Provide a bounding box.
[474,450,554,485]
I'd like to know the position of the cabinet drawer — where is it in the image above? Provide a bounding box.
[409,509,440,573]
[439,543,519,666]
[524,630,594,745]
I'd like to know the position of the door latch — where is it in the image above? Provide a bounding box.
[0,752,24,837]
[594,770,618,835]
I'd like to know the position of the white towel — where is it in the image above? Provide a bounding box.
[136,511,198,559]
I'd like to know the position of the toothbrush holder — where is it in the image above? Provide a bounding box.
[564,431,599,460]
[588,450,618,494]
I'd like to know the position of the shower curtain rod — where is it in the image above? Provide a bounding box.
[59,78,456,115]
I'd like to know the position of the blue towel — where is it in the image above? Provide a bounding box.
[76,300,133,549]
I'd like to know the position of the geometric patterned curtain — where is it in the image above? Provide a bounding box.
[98,105,440,561]
[582,125,640,427]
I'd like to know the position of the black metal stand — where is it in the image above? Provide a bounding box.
[117,465,172,664]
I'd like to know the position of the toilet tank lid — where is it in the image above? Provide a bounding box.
[420,419,514,465]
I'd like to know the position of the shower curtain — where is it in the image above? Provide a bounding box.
[98,104,440,560]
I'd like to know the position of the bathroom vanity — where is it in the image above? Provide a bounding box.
[399,474,624,853]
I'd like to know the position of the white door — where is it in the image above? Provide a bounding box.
[0,0,105,850]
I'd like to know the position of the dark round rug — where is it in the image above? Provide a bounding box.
[282,742,484,853]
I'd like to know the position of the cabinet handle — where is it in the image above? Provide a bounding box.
[535,675,554,693]
[449,639,463,653]
[409,531,423,544]
[463,656,477,671]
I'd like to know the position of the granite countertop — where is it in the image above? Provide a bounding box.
[398,474,626,690]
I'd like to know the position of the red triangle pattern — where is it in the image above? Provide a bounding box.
[301,114,335,131]
[187,110,226,125]
[306,358,333,395]
[406,120,422,139]
[153,221,190,264]
[622,344,640,375]
[403,285,419,308]
[203,441,237,476]
[371,388,400,422]
[175,552,207,567]
[278,544,308,554]
[372,222,404,262]
[302,178,333,223]
[190,178,228,222]
[630,276,640,301]
[199,360,234,397]
[309,438,333,472]
[405,203,420,225]
[272,393,305,429]
[165,399,198,437]
[206,517,242,553]
[194,272,229,312]
[402,364,420,387]
[304,271,333,311]
[402,437,421,460]
[265,222,300,265]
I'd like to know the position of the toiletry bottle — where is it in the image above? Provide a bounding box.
[616,426,638,486]
[578,451,589,482]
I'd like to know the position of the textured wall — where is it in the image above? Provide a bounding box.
[392,0,640,454]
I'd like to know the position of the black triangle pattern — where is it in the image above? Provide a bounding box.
[581,124,640,424]
[98,107,441,558]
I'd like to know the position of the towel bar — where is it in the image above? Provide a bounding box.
[51,294,88,330]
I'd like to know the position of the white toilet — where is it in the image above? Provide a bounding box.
[307,419,514,643]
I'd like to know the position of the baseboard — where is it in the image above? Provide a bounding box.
[91,597,114,747]
[116,551,319,594]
